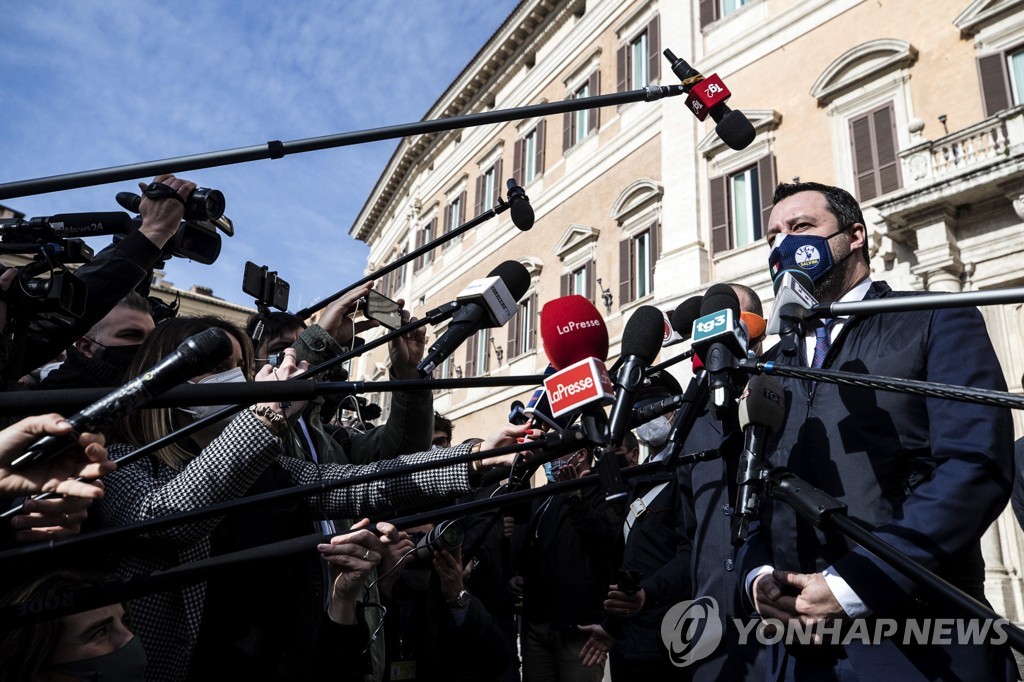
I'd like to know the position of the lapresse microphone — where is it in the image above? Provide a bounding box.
[732,374,786,545]
[663,49,755,150]
[12,328,234,469]
[539,296,614,418]
[417,260,531,376]
[690,284,748,415]
[767,269,818,357]
[505,178,535,231]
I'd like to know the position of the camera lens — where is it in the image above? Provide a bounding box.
[187,188,226,221]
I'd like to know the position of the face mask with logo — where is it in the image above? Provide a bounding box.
[50,635,147,681]
[767,227,850,285]
[179,366,247,429]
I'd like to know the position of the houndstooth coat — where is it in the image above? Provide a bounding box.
[96,409,474,682]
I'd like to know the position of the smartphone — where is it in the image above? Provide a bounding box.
[361,289,403,330]
[242,261,290,311]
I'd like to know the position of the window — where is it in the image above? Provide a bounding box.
[414,218,436,270]
[513,120,546,184]
[474,157,503,215]
[616,16,660,91]
[560,260,595,301]
[849,102,901,201]
[563,72,600,153]
[979,45,1024,117]
[700,0,752,28]
[393,248,407,291]
[708,155,775,255]
[618,223,660,305]
[465,329,490,377]
[507,293,537,359]
[442,189,466,249]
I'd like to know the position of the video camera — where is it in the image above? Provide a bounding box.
[116,189,233,266]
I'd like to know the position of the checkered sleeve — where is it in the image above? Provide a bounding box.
[96,410,284,548]
[276,442,475,518]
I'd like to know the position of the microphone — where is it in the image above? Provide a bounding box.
[766,269,818,357]
[539,296,614,418]
[506,179,535,231]
[663,49,755,150]
[670,295,703,344]
[11,328,234,469]
[416,260,531,376]
[691,284,748,416]
[0,212,134,240]
[732,374,786,545]
[606,306,665,449]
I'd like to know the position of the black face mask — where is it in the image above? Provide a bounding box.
[49,635,147,680]
[92,342,142,373]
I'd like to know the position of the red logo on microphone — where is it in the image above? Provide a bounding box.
[544,358,614,417]
[684,74,731,122]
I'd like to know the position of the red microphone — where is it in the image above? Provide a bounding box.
[684,74,731,122]
[540,296,614,418]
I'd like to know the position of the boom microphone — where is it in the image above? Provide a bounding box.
[11,328,234,469]
[663,48,755,150]
[416,260,531,376]
[733,374,786,545]
[506,179,535,231]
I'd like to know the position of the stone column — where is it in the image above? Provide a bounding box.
[906,204,962,292]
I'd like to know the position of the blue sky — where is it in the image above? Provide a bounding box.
[0,1,519,310]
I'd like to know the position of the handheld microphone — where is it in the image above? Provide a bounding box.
[0,212,134,240]
[733,375,786,545]
[506,178,535,231]
[663,48,755,150]
[540,297,614,418]
[410,519,465,566]
[767,269,818,357]
[691,284,748,417]
[606,306,665,449]
[416,260,531,376]
[11,328,234,469]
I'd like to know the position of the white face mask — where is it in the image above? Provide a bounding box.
[636,415,672,449]
[179,366,247,428]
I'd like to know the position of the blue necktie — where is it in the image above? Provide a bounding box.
[812,319,835,368]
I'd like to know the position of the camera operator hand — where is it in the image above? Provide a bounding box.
[0,414,113,497]
[389,307,426,380]
[136,174,196,249]
[317,282,380,349]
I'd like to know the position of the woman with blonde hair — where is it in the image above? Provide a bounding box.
[95,315,527,681]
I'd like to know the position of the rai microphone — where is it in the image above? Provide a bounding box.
[11,328,234,469]
[732,374,786,545]
[663,49,755,150]
[416,261,531,377]
[690,284,748,416]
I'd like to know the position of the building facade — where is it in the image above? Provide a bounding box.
[350,0,1024,618]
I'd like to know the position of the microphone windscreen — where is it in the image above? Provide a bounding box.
[540,295,609,369]
[671,296,703,341]
[741,311,766,342]
[488,260,531,301]
[178,328,235,372]
[738,375,786,432]
[700,283,741,317]
[622,305,665,364]
[715,109,756,150]
[773,267,814,295]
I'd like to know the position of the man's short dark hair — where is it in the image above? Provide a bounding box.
[433,411,453,439]
[728,283,763,317]
[772,181,869,264]
[119,290,152,315]
[245,311,306,344]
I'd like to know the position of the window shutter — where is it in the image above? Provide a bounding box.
[560,273,570,297]
[493,159,503,205]
[647,16,661,83]
[513,138,524,184]
[585,259,595,302]
[979,53,1011,118]
[426,218,435,264]
[650,221,660,266]
[709,175,729,254]
[458,190,467,224]
[619,239,634,306]
[536,119,546,175]
[850,111,877,201]
[414,228,425,270]
[873,104,901,195]
[589,70,600,131]
[617,45,628,92]
[482,330,490,373]
[528,293,537,351]
[474,175,485,216]
[757,154,777,233]
[563,96,574,152]
[444,202,453,234]
[507,309,519,359]
[465,332,477,378]
[699,0,717,29]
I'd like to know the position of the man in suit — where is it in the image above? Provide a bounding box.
[742,181,1014,680]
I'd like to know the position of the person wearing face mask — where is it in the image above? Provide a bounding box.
[0,570,146,681]
[739,182,1014,681]
[37,291,156,391]
[93,315,529,682]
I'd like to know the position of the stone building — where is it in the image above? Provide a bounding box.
[350,0,1024,619]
